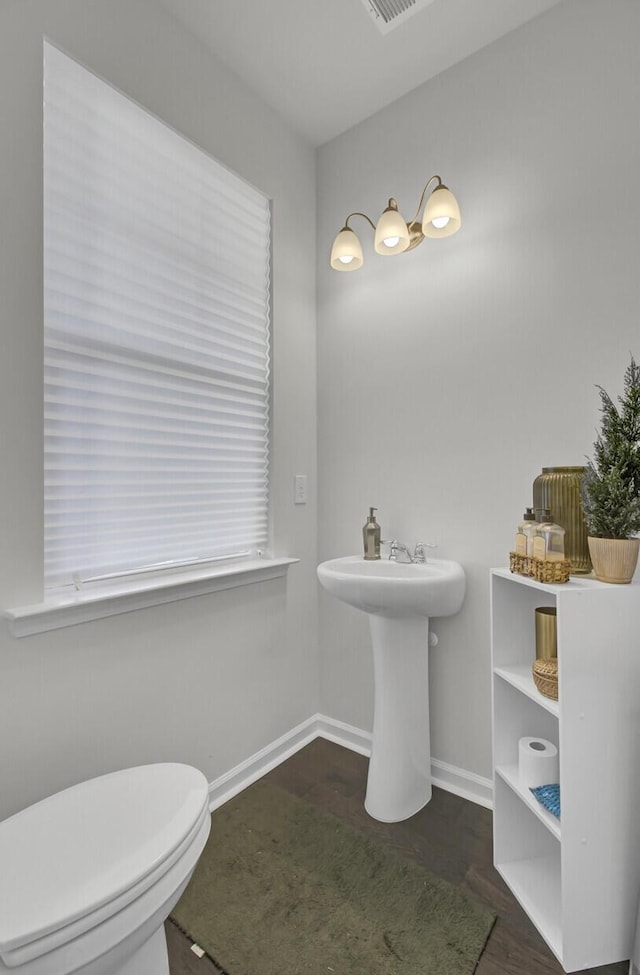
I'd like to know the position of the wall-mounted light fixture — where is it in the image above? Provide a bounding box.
[330,174,461,271]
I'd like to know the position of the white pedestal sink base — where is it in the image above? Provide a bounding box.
[317,554,466,825]
[364,615,432,823]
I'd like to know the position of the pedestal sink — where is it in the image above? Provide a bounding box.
[317,555,465,823]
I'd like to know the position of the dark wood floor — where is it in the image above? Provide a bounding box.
[166,738,629,975]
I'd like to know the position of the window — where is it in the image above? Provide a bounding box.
[43,42,271,592]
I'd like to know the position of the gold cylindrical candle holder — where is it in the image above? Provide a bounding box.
[535,607,557,660]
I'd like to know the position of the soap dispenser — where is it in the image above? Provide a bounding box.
[533,509,566,562]
[515,507,538,557]
[363,507,381,561]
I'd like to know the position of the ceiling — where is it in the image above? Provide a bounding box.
[156,0,566,146]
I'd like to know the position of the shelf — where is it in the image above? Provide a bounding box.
[496,764,561,840]
[491,567,640,969]
[495,855,563,964]
[491,566,603,594]
[493,664,559,716]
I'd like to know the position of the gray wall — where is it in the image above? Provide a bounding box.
[3,0,639,822]
[316,0,640,780]
[0,0,318,819]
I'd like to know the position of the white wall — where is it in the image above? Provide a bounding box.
[0,0,317,819]
[316,0,640,780]
[3,0,638,823]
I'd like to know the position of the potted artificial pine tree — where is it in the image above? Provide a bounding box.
[582,355,640,583]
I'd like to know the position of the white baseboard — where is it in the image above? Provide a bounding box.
[313,714,372,756]
[207,715,319,810]
[430,757,493,809]
[207,713,493,811]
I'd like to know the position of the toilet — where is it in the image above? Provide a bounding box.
[0,763,211,975]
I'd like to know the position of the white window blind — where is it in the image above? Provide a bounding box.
[43,42,271,591]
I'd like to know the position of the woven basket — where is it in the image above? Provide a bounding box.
[509,551,570,584]
[532,658,558,700]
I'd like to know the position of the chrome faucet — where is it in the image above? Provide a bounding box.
[387,540,437,564]
[389,540,413,563]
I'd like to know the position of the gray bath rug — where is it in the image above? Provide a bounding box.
[171,778,495,975]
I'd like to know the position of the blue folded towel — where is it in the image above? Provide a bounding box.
[530,783,560,818]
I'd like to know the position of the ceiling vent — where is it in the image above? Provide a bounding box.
[360,0,437,35]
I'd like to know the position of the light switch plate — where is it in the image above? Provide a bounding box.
[294,474,308,504]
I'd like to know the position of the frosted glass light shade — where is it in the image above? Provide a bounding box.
[374,206,410,255]
[422,185,462,238]
[330,227,364,271]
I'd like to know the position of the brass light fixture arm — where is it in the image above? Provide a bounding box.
[344,211,377,232]
[409,174,443,226]
[405,174,443,251]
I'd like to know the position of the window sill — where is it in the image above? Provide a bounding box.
[5,557,299,637]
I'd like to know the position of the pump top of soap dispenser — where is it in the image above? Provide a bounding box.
[368,507,377,520]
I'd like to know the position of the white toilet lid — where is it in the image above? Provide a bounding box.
[0,763,209,954]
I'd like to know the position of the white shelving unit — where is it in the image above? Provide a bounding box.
[491,568,640,972]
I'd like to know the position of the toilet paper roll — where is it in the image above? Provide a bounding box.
[518,736,559,789]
